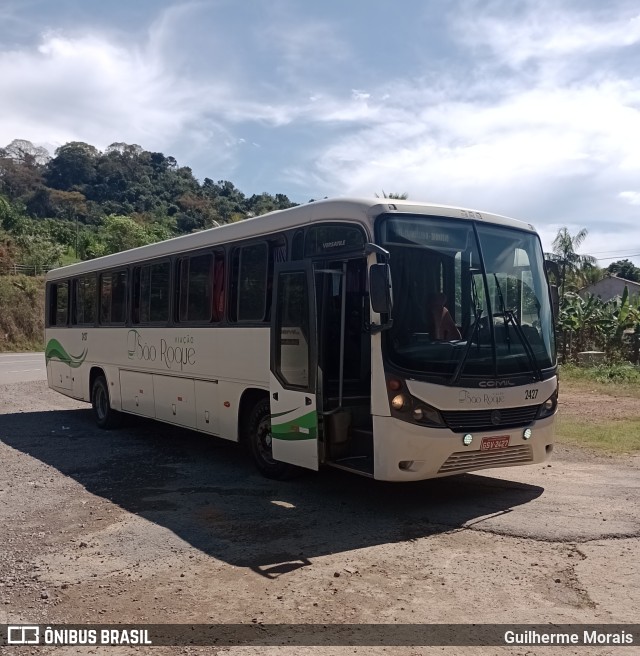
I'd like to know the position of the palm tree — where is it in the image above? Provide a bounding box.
[548,227,597,298]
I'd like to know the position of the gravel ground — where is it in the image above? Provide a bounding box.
[1,381,639,656]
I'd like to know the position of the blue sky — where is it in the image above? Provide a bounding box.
[1,0,640,265]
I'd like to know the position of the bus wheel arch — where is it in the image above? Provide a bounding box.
[90,368,122,429]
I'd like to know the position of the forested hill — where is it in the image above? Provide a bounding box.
[0,139,298,271]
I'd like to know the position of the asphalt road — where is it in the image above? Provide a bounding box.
[0,352,45,384]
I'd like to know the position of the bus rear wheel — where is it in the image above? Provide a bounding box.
[91,375,122,429]
[248,398,296,480]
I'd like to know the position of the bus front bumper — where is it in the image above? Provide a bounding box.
[371,414,555,482]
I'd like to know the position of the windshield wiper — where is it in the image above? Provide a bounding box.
[449,307,483,386]
[493,274,542,382]
[493,274,511,352]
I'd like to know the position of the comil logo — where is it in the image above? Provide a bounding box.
[8,626,40,644]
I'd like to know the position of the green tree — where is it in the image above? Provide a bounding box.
[606,259,640,283]
[94,215,171,256]
[14,233,64,272]
[0,140,46,200]
[46,142,99,190]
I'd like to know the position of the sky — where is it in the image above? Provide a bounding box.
[1,0,640,265]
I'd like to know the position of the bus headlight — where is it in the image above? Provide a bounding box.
[387,375,446,428]
[536,389,558,419]
[391,394,408,411]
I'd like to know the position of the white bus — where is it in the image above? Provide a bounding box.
[45,198,558,481]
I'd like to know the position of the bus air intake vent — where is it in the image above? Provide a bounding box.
[438,445,534,475]
[440,405,540,433]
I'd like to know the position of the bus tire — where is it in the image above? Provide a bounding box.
[248,398,296,480]
[91,375,122,429]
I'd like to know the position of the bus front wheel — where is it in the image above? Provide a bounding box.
[91,375,122,429]
[248,398,295,480]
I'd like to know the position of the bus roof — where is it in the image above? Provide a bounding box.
[46,197,536,280]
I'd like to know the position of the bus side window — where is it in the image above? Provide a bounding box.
[133,262,169,324]
[100,270,128,324]
[291,230,304,261]
[49,281,69,326]
[212,250,225,322]
[232,243,268,322]
[73,275,96,325]
[266,237,287,321]
[178,253,213,323]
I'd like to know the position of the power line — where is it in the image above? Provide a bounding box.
[589,248,640,255]
[595,253,640,261]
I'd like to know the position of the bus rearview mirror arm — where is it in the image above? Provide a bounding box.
[369,261,394,333]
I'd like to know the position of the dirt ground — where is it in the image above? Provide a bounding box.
[558,385,640,422]
[0,381,639,656]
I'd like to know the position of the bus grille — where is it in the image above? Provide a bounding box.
[438,444,534,475]
[440,405,540,433]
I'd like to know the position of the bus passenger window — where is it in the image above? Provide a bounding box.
[291,231,304,261]
[134,262,170,324]
[179,254,213,322]
[100,270,128,324]
[266,237,287,321]
[73,275,96,325]
[50,281,69,326]
[212,252,225,322]
[236,243,267,322]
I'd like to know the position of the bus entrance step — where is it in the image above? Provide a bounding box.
[349,428,373,454]
[330,454,374,476]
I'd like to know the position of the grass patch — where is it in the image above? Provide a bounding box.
[560,363,640,399]
[556,416,640,453]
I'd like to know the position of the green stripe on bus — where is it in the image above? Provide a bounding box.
[45,339,88,369]
[272,409,317,441]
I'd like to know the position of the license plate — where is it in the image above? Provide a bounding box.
[480,435,510,451]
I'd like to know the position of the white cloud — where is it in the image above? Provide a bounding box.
[351,89,370,101]
[619,191,640,205]
[455,2,640,67]
[0,30,227,156]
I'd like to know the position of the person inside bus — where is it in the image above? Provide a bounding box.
[427,292,461,341]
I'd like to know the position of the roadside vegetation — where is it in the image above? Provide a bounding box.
[0,274,44,351]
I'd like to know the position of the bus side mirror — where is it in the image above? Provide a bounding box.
[370,263,393,314]
[545,259,560,283]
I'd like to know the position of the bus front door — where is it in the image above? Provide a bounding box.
[269,262,319,471]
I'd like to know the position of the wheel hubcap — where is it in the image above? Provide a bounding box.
[257,416,275,464]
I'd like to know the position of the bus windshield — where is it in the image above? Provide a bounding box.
[379,214,555,381]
